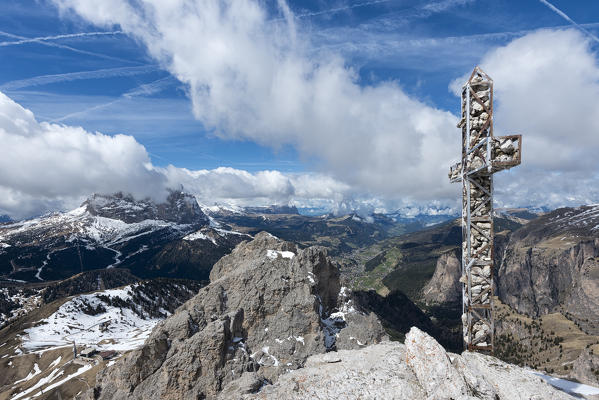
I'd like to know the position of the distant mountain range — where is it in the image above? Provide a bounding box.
[0,192,247,282]
[2,190,560,286]
[0,192,418,283]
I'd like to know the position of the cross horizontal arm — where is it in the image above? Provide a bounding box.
[447,135,522,182]
[490,135,522,173]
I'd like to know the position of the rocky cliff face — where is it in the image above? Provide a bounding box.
[86,232,386,399]
[573,348,599,386]
[496,206,599,334]
[419,207,599,331]
[421,248,462,307]
[419,228,511,309]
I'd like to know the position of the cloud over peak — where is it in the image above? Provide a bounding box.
[0,90,358,219]
[0,91,167,218]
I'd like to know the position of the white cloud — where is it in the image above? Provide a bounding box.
[161,166,353,207]
[51,0,460,205]
[0,91,167,218]
[0,90,357,219]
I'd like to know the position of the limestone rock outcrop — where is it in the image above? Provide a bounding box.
[85,232,386,399]
[241,327,575,400]
[573,348,599,387]
[422,249,462,307]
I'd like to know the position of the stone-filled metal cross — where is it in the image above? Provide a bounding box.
[448,67,522,353]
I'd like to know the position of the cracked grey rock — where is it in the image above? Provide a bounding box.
[240,328,575,400]
[84,232,385,400]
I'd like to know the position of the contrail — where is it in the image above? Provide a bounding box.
[51,77,175,123]
[0,31,123,47]
[422,0,474,12]
[274,0,472,21]
[291,0,391,19]
[539,0,599,43]
[0,30,139,64]
[311,21,599,58]
[123,76,174,98]
[1,65,159,90]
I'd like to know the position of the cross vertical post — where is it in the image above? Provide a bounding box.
[448,67,522,353]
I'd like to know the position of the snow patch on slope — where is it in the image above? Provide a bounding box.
[266,250,295,260]
[532,372,599,397]
[183,231,217,245]
[22,286,164,352]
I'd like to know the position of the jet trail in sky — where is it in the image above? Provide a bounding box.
[0,31,123,47]
[1,65,159,90]
[539,0,599,43]
[0,30,139,64]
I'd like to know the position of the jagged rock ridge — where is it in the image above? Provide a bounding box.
[86,232,386,399]
[84,234,585,400]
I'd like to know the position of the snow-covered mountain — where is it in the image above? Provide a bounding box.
[0,278,202,400]
[0,191,248,282]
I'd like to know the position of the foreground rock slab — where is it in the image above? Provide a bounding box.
[244,341,425,399]
[245,328,577,400]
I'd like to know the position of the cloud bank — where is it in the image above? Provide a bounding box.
[0,91,166,218]
[51,0,460,204]
[0,90,358,218]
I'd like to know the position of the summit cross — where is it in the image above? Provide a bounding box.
[448,67,522,353]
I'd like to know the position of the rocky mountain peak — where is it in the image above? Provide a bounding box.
[421,248,461,307]
[85,232,386,399]
[82,191,209,226]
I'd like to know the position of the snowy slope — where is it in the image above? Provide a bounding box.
[533,372,599,397]
[19,279,201,353]
[1,278,203,400]
[22,286,163,352]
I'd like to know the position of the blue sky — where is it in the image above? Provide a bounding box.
[1,0,599,217]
